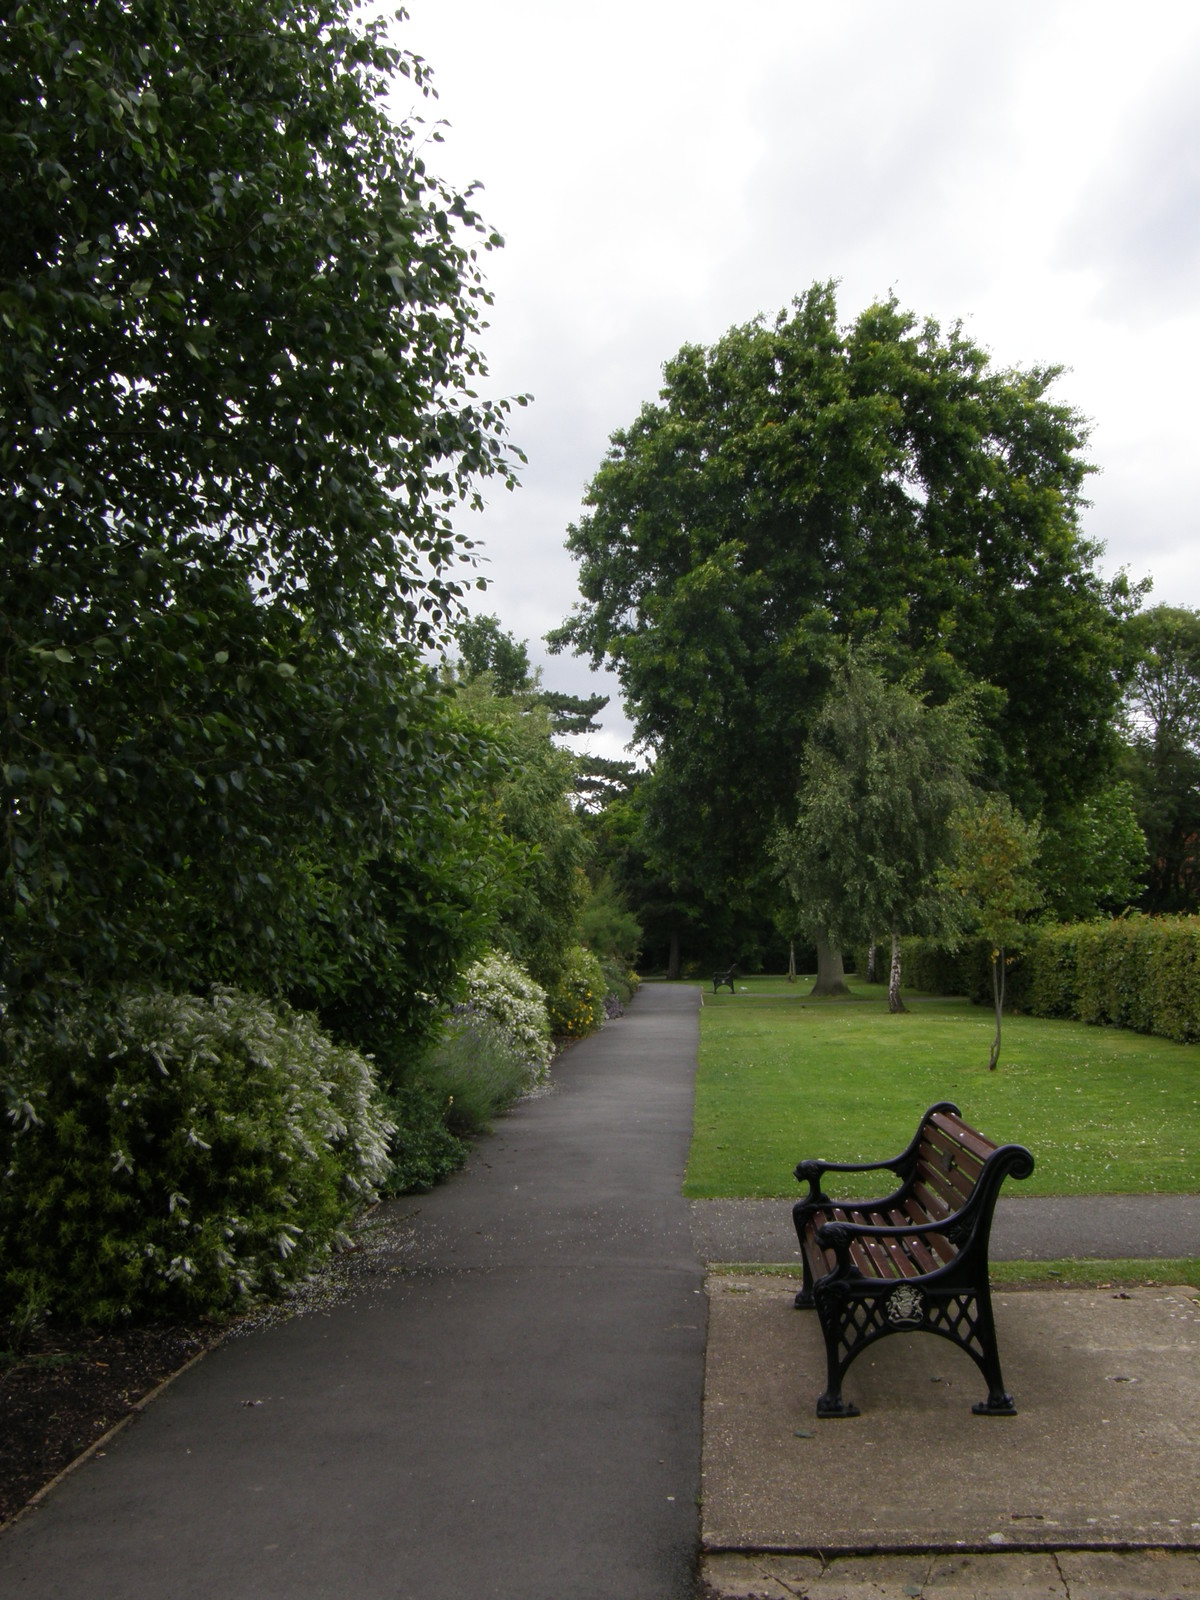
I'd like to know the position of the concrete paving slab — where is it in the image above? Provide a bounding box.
[701,1275,1200,1555]
[699,1548,1200,1599]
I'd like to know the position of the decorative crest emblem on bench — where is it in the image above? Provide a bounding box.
[886,1285,925,1326]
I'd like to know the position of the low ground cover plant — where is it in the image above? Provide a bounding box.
[381,951,554,1186]
[685,976,1200,1199]
[419,1014,537,1138]
[1,988,392,1326]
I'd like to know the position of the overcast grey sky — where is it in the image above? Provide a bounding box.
[391,0,1200,759]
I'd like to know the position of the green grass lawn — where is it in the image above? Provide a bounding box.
[683,975,1200,1198]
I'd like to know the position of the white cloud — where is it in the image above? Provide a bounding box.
[393,0,1200,753]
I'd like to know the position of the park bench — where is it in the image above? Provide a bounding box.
[791,1101,1034,1418]
[713,965,736,994]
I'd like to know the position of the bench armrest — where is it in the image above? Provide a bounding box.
[793,1156,907,1202]
[793,1100,961,1202]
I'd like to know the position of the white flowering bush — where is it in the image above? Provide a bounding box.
[460,952,552,1085]
[0,987,392,1326]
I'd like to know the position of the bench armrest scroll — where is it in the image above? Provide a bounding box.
[793,1100,962,1201]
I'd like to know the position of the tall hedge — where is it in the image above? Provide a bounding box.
[899,917,1200,1045]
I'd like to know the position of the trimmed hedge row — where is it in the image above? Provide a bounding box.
[895,916,1200,1045]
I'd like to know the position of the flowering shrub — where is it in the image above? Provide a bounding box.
[0,987,392,1326]
[546,944,607,1039]
[460,951,552,1084]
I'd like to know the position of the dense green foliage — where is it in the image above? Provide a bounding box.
[685,978,1200,1199]
[1,0,521,1026]
[1022,917,1200,1044]
[1036,782,1148,922]
[376,1077,469,1197]
[898,916,1200,1045]
[775,659,978,1005]
[1120,606,1200,913]
[0,0,566,1323]
[453,675,589,992]
[553,284,1135,960]
[545,944,607,1038]
[1,988,392,1324]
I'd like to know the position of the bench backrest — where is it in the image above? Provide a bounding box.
[912,1107,998,1219]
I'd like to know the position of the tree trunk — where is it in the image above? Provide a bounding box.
[809,934,849,997]
[988,946,1005,1070]
[866,939,877,983]
[888,931,907,1014]
[667,928,681,982]
[787,939,796,983]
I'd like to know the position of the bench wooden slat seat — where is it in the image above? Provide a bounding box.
[792,1100,1034,1418]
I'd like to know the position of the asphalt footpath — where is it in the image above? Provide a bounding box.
[0,985,708,1600]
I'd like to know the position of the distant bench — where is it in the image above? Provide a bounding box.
[791,1101,1034,1418]
[712,965,736,994]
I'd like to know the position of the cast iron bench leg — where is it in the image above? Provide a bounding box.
[970,1293,1017,1416]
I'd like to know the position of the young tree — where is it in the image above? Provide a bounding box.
[551,284,1132,963]
[944,797,1043,1070]
[774,660,978,1011]
[2,0,522,1020]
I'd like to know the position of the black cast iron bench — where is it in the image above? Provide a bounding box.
[713,965,736,994]
[792,1101,1033,1418]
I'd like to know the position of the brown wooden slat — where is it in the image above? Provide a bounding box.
[887,1208,938,1274]
[916,1166,972,1210]
[923,1128,984,1183]
[864,1213,908,1279]
[917,1147,975,1207]
[915,1164,972,1209]
[904,1198,956,1263]
[930,1111,996,1162]
[877,1233,921,1279]
[912,1176,956,1218]
[920,1130,984,1180]
[848,1238,875,1277]
[804,1234,834,1279]
[857,1235,890,1278]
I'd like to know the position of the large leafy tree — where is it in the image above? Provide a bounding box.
[1,0,522,1021]
[552,283,1132,933]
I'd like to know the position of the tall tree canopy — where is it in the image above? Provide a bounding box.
[551,283,1133,915]
[1121,605,1200,911]
[1,0,523,1020]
